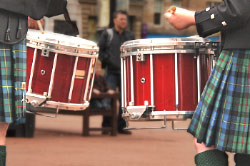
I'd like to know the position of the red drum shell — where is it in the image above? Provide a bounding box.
[26,48,92,103]
[121,38,216,118]
[26,30,98,110]
[124,53,212,111]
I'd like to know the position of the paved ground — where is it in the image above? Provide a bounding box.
[6,115,234,166]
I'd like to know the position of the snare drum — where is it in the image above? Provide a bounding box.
[121,38,219,120]
[26,30,98,111]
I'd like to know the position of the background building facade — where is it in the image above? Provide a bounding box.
[44,0,221,41]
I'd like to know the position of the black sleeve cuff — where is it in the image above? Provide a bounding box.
[195,7,227,37]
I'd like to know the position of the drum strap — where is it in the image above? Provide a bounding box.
[63,8,79,36]
[106,28,114,46]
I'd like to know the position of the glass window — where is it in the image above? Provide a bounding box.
[154,0,162,13]
[172,0,182,7]
[154,0,162,25]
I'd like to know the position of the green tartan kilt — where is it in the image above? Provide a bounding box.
[188,50,250,154]
[0,40,26,124]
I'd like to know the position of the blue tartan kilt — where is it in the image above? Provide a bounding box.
[0,40,26,124]
[187,50,250,154]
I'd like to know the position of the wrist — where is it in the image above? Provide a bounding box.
[187,11,196,26]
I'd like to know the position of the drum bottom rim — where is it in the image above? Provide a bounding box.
[43,101,89,111]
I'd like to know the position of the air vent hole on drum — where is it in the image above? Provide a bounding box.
[41,70,46,75]
[141,78,146,84]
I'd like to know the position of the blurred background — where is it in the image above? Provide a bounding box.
[44,0,221,42]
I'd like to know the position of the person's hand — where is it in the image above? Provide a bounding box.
[164,7,196,30]
[92,89,101,95]
[106,89,115,95]
[28,17,45,30]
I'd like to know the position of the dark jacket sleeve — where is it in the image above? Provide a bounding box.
[195,0,250,37]
[0,0,67,20]
[131,33,135,40]
[93,75,109,92]
[127,31,135,40]
[101,76,109,92]
[0,0,51,19]
[98,30,110,67]
[45,0,67,18]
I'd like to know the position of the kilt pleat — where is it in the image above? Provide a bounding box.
[187,50,250,154]
[0,40,26,124]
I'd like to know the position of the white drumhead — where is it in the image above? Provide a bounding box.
[26,30,99,57]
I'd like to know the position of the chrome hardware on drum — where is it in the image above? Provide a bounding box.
[26,29,99,113]
[121,37,220,128]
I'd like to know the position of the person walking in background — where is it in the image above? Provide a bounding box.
[98,10,134,134]
[165,1,250,166]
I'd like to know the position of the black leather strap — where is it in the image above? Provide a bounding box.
[63,8,79,36]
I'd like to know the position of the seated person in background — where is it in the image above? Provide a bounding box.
[90,60,115,109]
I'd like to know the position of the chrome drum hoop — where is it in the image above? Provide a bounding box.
[120,38,219,58]
[26,29,99,58]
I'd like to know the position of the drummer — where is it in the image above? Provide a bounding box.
[0,10,28,166]
[0,1,65,165]
[0,15,46,165]
[165,1,250,166]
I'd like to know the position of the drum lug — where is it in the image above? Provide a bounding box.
[41,48,50,57]
[136,52,145,62]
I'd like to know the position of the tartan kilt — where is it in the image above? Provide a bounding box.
[187,50,250,154]
[0,40,26,124]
